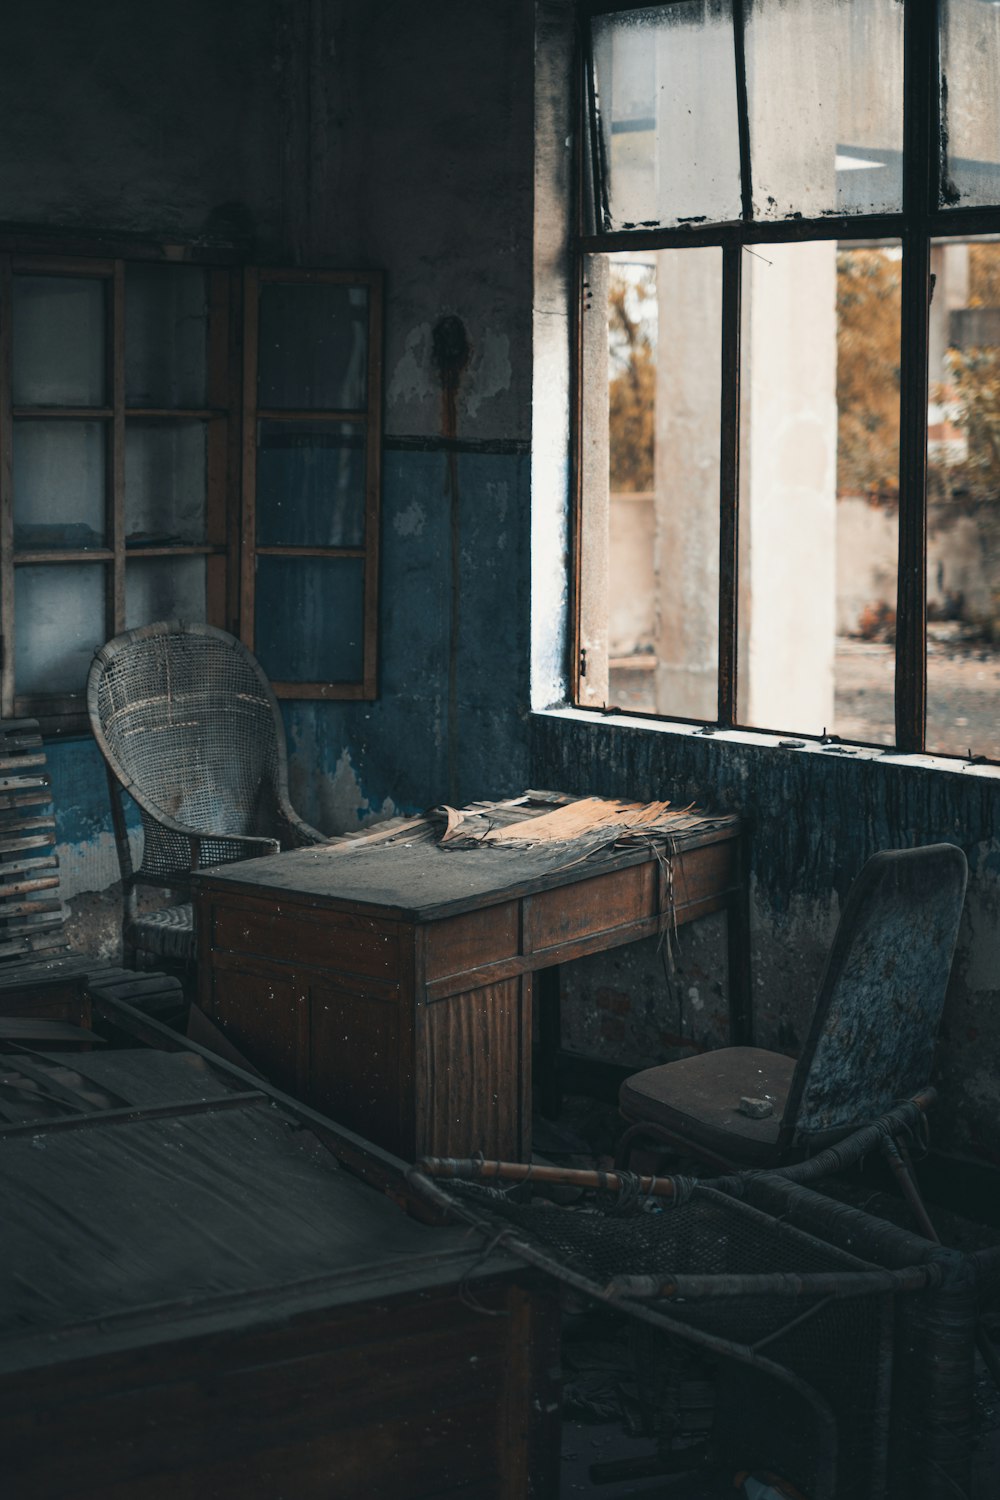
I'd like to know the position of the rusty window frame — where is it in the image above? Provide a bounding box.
[573,0,1000,760]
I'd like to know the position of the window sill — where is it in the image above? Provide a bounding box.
[532,704,1000,784]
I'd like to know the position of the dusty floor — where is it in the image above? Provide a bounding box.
[537,1100,1000,1498]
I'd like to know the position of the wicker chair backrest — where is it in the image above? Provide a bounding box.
[785,843,968,1141]
[89,622,286,845]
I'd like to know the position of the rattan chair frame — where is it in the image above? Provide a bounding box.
[87,619,326,969]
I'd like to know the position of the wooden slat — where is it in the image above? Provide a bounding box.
[417,979,526,1161]
[0,875,60,899]
[0,829,57,852]
[0,897,63,920]
[0,751,45,772]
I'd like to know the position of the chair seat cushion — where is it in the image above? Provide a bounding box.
[126,904,195,963]
[619,1046,797,1165]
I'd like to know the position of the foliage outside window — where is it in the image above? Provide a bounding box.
[576,0,1000,761]
[0,253,381,731]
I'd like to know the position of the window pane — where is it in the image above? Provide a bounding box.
[940,0,1000,208]
[926,236,1000,759]
[125,555,207,630]
[258,282,369,411]
[590,3,741,231]
[254,557,364,683]
[15,563,105,694]
[12,276,106,407]
[124,421,207,546]
[13,421,106,550]
[745,0,904,220]
[580,249,721,720]
[738,242,900,742]
[256,421,366,548]
[125,264,208,408]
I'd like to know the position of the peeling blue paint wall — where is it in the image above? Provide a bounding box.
[283,446,532,830]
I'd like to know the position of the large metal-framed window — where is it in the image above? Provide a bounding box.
[573,0,1000,760]
[0,248,382,731]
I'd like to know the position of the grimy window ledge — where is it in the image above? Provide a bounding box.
[532,706,1000,787]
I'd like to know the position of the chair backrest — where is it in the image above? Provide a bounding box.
[0,719,69,961]
[87,620,289,847]
[784,843,968,1143]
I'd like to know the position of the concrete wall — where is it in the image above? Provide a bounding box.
[2,0,536,938]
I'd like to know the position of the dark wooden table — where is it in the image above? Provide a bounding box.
[0,986,560,1500]
[195,793,748,1163]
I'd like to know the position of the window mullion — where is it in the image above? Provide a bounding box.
[894,0,937,753]
[732,0,753,223]
[110,260,125,639]
[0,255,13,717]
[718,235,742,728]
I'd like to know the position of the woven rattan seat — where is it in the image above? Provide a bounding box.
[87,620,329,971]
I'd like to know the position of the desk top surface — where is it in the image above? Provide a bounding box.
[196,791,740,922]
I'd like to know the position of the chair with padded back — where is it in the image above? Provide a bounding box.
[617,843,969,1182]
[87,620,329,972]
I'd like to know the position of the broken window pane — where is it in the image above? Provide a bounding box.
[254,556,364,683]
[125,555,206,630]
[14,563,105,694]
[13,421,106,550]
[737,242,900,742]
[590,2,741,231]
[257,282,369,411]
[124,421,207,546]
[256,422,366,548]
[745,0,904,220]
[12,276,106,407]
[940,0,1000,209]
[581,248,722,720]
[926,236,1000,759]
[125,265,208,409]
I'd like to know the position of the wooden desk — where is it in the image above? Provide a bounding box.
[196,795,746,1162]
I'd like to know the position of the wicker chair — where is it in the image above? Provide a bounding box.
[87,620,328,971]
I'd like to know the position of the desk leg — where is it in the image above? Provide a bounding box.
[727,839,753,1047]
[536,966,562,1120]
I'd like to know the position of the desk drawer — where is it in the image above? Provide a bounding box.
[207,896,399,981]
[523,863,656,955]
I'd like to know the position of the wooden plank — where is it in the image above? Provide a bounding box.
[0,1279,537,1500]
[417,979,525,1160]
[207,967,308,1099]
[363,270,383,700]
[423,900,519,982]
[523,861,655,954]
[208,896,400,980]
[310,981,402,1153]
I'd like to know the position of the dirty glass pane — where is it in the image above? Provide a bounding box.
[599,248,721,719]
[926,236,1000,759]
[125,555,206,629]
[939,0,1000,209]
[256,422,365,548]
[12,276,106,407]
[745,0,904,220]
[124,421,207,546]
[13,421,106,550]
[15,563,105,694]
[125,264,208,408]
[737,242,901,742]
[258,282,368,411]
[590,3,741,231]
[254,557,364,683]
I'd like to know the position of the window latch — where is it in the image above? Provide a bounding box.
[579,647,587,679]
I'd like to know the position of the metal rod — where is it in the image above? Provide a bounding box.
[416,1155,679,1198]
